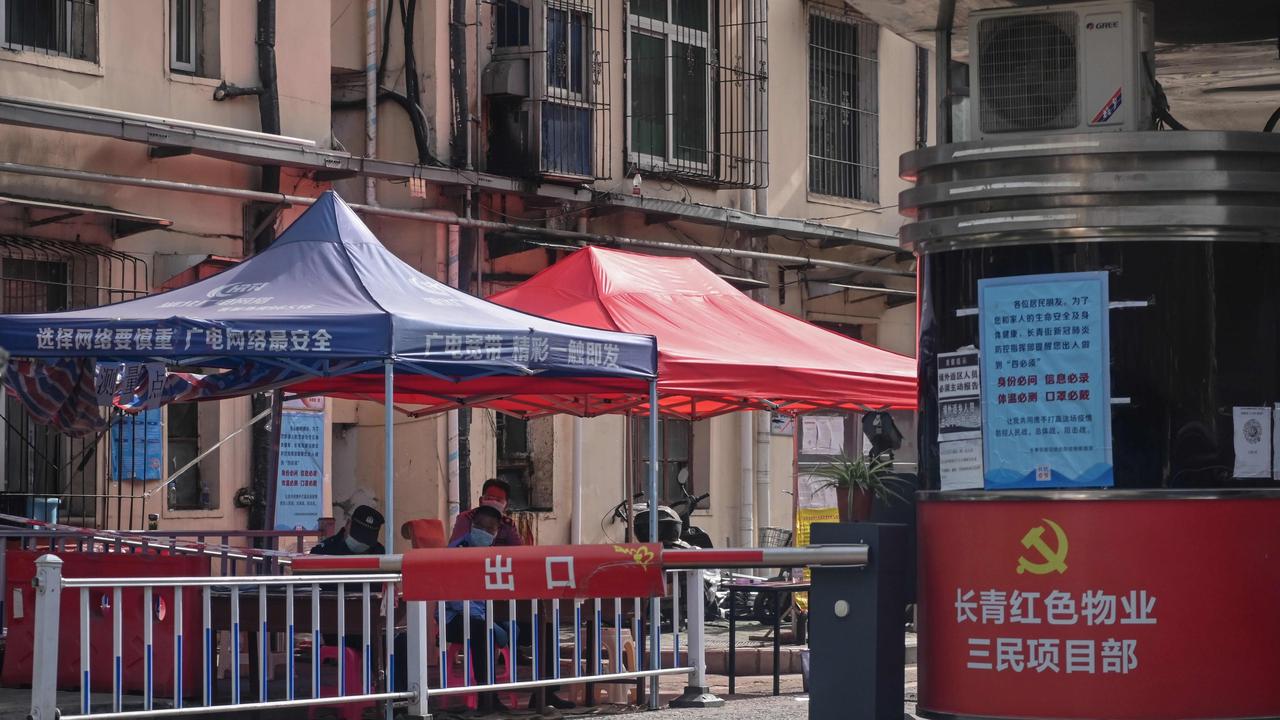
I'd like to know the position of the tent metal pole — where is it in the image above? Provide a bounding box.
[263,390,284,548]
[647,379,660,709]
[384,359,395,556]
[0,162,910,277]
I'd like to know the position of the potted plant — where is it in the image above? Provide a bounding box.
[811,453,907,522]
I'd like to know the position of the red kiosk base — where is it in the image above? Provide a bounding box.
[918,491,1280,720]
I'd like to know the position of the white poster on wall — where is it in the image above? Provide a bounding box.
[939,439,985,491]
[801,415,844,455]
[1233,406,1271,479]
[797,472,839,510]
[1273,403,1280,481]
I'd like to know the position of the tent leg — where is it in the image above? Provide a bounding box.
[647,380,660,709]
[384,360,395,553]
[383,359,395,720]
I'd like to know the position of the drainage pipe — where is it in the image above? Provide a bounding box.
[365,0,378,205]
[739,412,755,548]
[447,222,462,527]
[571,216,589,545]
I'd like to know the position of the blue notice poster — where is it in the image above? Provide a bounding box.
[110,409,163,481]
[978,271,1113,489]
[273,409,325,531]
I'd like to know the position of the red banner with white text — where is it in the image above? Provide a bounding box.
[400,543,666,601]
[919,498,1280,720]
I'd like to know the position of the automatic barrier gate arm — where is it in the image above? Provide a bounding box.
[296,539,890,720]
[290,544,871,576]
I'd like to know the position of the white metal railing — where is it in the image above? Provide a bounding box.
[28,557,707,720]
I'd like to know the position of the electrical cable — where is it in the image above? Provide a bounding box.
[1143,53,1187,130]
[1264,106,1280,133]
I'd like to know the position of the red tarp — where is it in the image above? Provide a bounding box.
[466,247,916,418]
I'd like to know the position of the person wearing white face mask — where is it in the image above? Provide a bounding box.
[446,479,576,710]
[445,504,514,713]
[311,504,387,556]
[309,505,387,658]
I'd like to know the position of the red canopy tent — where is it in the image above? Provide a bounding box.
[417,246,916,419]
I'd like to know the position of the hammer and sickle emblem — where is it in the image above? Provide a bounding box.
[1016,518,1068,575]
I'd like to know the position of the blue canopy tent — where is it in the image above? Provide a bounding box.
[0,191,662,558]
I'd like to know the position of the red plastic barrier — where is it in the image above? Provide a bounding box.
[3,550,206,697]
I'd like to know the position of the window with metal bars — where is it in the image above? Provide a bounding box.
[169,0,219,78]
[808,11,879,203]
[626,0,768,188]
[166,402,214,511]
[631,416,701,507]
[0,0,97,63]
[495,413,551,511]
[486,0,611,181]
[0,236,149,529]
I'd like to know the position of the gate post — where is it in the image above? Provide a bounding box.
[671,569,724,708]
[405,600,431,719]
[29,554,64,720]
[809,523,906,720]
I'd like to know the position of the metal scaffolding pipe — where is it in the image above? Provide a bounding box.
[0,161,910,277]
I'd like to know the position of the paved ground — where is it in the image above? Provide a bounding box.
[0,671,918,719]
[0,626,919,719]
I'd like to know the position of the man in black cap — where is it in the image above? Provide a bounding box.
[310,504,386,652]
[311,504,386,556]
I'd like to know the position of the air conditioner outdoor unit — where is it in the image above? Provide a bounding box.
[968,0,1154,141]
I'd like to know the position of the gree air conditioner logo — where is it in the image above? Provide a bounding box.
[206,282,270,299]
[1016,518,1068,575]
[1085,20,1120,30]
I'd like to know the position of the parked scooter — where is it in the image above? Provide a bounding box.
[609,473,720,621]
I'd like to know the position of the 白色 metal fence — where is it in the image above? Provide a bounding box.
[27,556,707,720]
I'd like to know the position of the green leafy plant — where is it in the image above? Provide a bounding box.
[810,453,908,520]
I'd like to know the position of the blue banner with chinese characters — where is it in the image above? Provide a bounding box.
[978,272,1113,489]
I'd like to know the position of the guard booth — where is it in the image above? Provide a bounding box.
[901,128,1280,720]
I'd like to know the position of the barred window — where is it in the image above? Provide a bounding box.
[486,0,611,180]
[0,0,98,63]
[808,12,878,202]
[631,416,700,507]
[170,0,219,78]
[626,0,767,188]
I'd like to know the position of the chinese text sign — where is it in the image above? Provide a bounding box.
[918,498,1280,720]
[273,409,325,531]
[978,272,1112,489]
[110,409,162,481]
[400,544,666,601]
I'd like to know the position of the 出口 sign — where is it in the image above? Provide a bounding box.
[400,543,666,601]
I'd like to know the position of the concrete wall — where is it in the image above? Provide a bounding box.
[0,1,332,532]
[320,0,924,550]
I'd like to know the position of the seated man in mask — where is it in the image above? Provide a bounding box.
[446,503,514,713]
[447,479,575,710]
[310,505,385,654]
[312,504,386,555]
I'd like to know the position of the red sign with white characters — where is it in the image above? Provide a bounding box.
[400,543,665,602]
[918,498,1280,720]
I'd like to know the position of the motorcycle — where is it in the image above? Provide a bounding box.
[609,475,721,622]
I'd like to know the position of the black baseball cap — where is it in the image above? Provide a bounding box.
[349,505,385,546]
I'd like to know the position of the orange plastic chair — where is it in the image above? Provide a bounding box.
[402,519,446,549]
[308,646,371,720]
